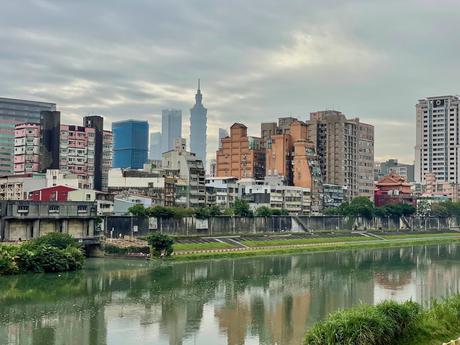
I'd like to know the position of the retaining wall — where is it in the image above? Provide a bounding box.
[103,215,457,238]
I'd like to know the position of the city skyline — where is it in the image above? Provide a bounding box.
[2,1,460,164]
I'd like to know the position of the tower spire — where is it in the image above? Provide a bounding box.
[198,78,200,91]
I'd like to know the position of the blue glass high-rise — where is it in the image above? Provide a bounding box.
[112,120,149,169]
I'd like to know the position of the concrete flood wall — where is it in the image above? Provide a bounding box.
[103,215,457,238]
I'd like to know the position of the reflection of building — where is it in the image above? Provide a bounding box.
[216,123,265,179]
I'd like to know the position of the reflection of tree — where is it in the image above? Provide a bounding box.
[1,244,460,345]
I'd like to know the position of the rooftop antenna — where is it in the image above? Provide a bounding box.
[198,78,201,91]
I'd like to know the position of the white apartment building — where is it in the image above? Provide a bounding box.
[415,96,460,183]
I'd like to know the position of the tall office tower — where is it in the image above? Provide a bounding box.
[216,123,265,179]
[112,120,149,169]
[40,111,61,171]
[307,110,374,200]
[149,132,162,160]
[83,116,104,190]
[218,128,228,149]
[101,130,113,191]
[190,80,207,165]
[0,97,56,175]
[161,109,182,154]
[415,96,460,183]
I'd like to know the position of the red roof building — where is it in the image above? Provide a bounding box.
[29,185,77,201]
[374,172,415,207]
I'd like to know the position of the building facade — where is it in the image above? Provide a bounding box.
[0,97,56,175]
[149,132,162,160]
[216,123,265,179]
[14,112,112,191]
[162,139,206,208]
[190,80,207,165]
[307,110,374,200]
[14,123,41,174]
[112,120,148,169]
[218,128,228,149]
[375,159,415,183]
[415,96,460,183]
[161,109,182,153]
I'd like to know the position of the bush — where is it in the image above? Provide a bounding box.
[0,233,85,275]
[304,300,420,345]
[0,246,18,275]
[146,233,174,257]
[31,232,78,250]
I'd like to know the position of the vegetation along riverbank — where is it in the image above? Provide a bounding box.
[0,233,85,275]
[304,294,460,345]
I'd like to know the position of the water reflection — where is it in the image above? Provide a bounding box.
[1,244,460,345]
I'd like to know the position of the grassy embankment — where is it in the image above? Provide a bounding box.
[172,234,460,261]
[304,295,460,345]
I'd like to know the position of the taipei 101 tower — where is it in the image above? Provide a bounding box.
[190,79,207,166]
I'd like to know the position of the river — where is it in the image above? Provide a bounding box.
[1,243,460,345]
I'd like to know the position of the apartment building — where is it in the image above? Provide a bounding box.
[13,112,112,191]
[415,96,460,183]
[216,123,265,179]
[0,97,56,175]
[162,139,206,208]
[307,110,374,200]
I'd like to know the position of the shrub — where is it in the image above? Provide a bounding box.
[31,232,78,250]
[146,233,174,257]
[0,246,18,275]
[304,300,420,345]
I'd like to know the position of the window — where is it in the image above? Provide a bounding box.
[77,205,87,214]
[17,205,29,214]
[48,205,60,214]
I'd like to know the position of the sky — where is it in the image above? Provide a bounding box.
[1,0,460,164]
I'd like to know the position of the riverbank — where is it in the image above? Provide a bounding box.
[304,294,460,345]
[103,231,460,261]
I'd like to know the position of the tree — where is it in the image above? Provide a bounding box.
[347,197,374,219]
[128,204,147,217]
[256,206,272,217]
[147,206,175,219]
[194,207,210,219]
[233,198,253,217]
[146,233,174,257]
[430,202,449,217]
[208,205,222,217]
[271,208,289,216]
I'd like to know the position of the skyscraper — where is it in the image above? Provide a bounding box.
[307,110,374,200]
[149,132,162,160]
[190,79,207,165]
[112,120,149,169]
[218,128,228,149]
[161,109,182,153]
[0,97,56,175]
[415,96,460,183]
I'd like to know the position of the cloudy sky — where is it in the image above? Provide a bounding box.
[1,0,459,164]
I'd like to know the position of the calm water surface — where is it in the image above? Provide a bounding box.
[1,244,460,345]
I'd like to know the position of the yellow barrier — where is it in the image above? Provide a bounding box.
[443,338,460,345]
